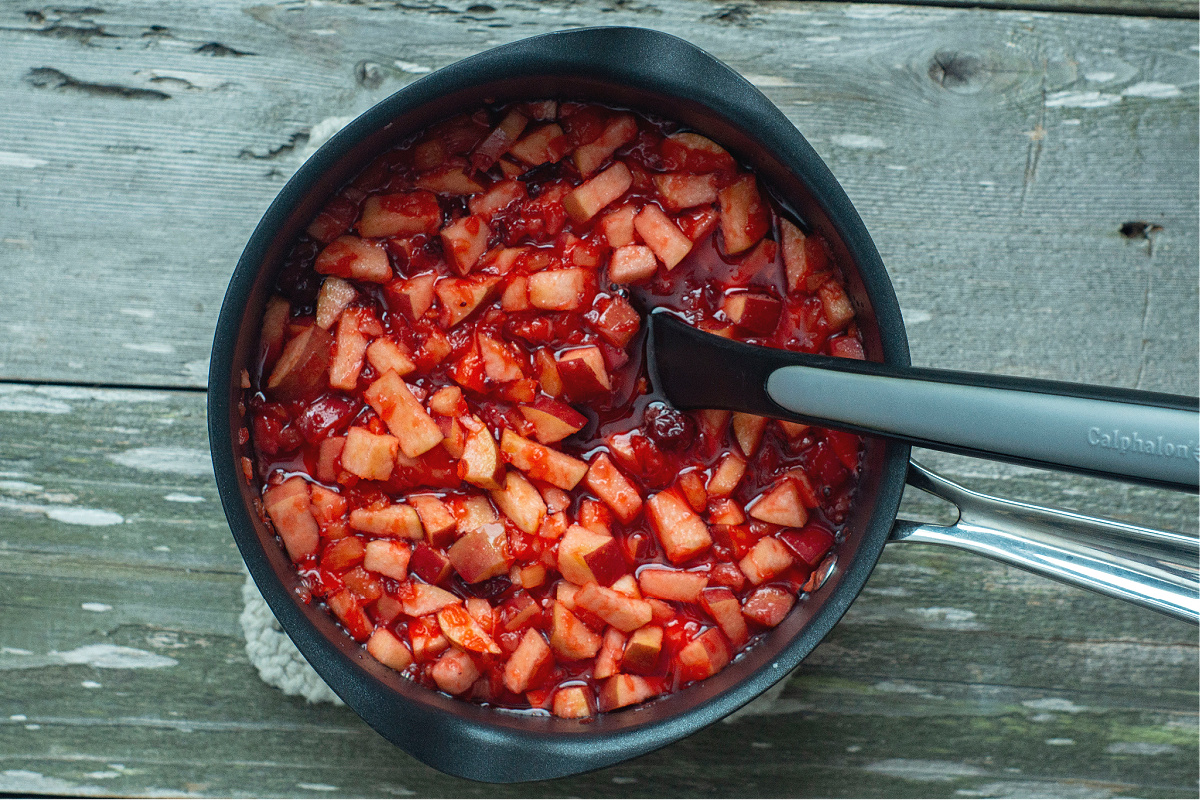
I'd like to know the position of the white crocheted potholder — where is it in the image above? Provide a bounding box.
[240,573,342,705]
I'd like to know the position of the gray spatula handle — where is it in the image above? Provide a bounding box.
[767,367,1199,491]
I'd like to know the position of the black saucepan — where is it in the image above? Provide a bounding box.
[207,26,1191,783]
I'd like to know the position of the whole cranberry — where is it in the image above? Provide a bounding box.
[643,402,695,450]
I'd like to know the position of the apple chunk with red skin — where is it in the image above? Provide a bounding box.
[722,291,782,337]
[633,204,693,271]
[262,476,320,562]
[503,628,551,694]
[700,586,748,646]
[748,480,808,528]
[490,469,547,535]
[435,276,501,329]
[549,601,603,660]
[563,162,633,224]
[598,674,659,712]
[557,524,626,586]
[555,346,611,402]
[366,628,413,672]
[575,582,653,632]
[500,430,588,491]
[738,536,795,585]
[447,522,511,584]
[518,397,587,444]
[458,418,504,490]
[621,624,664,674]
[717,176,769,256]
[316,235,392,283]
[677,627,731,683]
[266,325,333,402]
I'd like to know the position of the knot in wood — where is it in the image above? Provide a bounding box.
[929,50,983,93]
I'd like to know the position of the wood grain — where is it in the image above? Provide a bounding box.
[0,387,1194,797]
[0,0,1195,395]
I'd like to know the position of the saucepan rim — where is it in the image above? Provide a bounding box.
[208,25,912,782]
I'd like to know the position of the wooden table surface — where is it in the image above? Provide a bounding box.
[1,0,1197,797]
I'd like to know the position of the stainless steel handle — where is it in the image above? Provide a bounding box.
[889,461,1199,623]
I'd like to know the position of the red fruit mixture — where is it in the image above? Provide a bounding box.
[244,100,867,718]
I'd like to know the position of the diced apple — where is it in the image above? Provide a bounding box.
[310,484,348,526]
[590,294,641,348]
[416,165,486,196]
[328,308,372,391]
[306,194,358,244]
[678,470,707,513]
[408,544,453,586]
[660,132,736,174]
[427,385,465,417]
[435,276,501,328]
[738,536,796,585]
[262,476,320,562]
[440,215,491,275]
[407,495,457,547]
[633,204,693,270]
[315,277,357,330]
[527,268,589,311]
[708,497,745,526]
[748,481,808,528]
[645,488,713,564]
[321,535,365,573]
[518,562,546,589]
[365,337,415,378]
[447,522,510,583]
[363,370,444,458]
[607,243,657,284]
[563,162,633,223]
[490,469,547,535]
[779,524,836,567]
[366,628,414,672]
[818,279,855,331]
[622,624,664,675]
[477,333,524,382]
[599,204,638,248]
[363,539,412,581]
[742,585,795,628]
[732,412,768,457]
[465,178,528,219]
[509,123,569,166]
[327,589,373,642]
[552,685,595,719]
[830,335,865,360]
[696,408,731,441]
[777,419,810,441]
[517,397,587,444]
[340,426,399,481]
[652,172,719,211]
[700,587,748,646]
[266,325,333,401]
[594,627,626,680]
[637,568,707,603]
[470,109,528,171]
[397,582,458,618]
[677,627,731,683]
[534,348,564,397]
[451,494,499,533]
[722,292,782,337]
[598,674,659,712]
[389,272,436,321]
[437,603,501,655]
[575,582,653,632]
[316,235,392,283]
[430,647,481,695]
[555,346,611,401]
[409,615,451,662]
[359,190,442,238]
[706,451,746,497]
[501,275,529,311]
[584,453,643,524]
[503,628,551,693]
[573,114,638,176]
[315,436,345,484]
[717,176,769,256]
[556,524,615,586]
[780,218,810,294]
[458,420,503,490]
[349,503,422,538]
[549,601,603,660]
[500,430,588,490]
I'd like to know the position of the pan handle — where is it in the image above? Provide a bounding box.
[889,461,1199,623]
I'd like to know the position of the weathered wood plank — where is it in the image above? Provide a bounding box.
[0,386,1194,797]
[0,1,1195,395]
